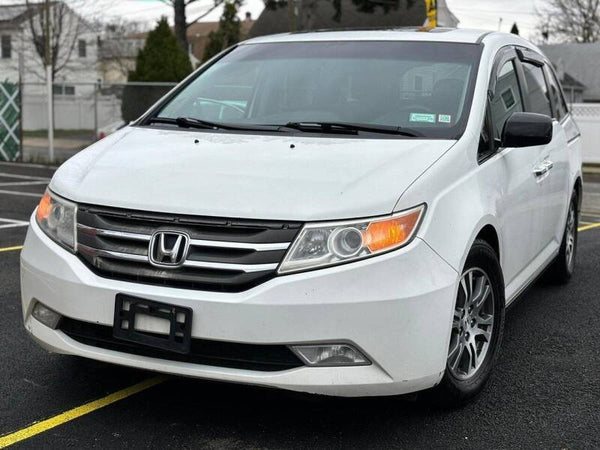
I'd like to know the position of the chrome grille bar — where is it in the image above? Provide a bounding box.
[78,244,278,273]
[77,224,290,251]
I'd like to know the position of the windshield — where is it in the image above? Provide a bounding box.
[152,41,483,139]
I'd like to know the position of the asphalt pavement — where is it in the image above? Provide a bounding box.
[0,161,599,449]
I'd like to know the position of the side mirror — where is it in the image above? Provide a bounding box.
[501,112,553,148]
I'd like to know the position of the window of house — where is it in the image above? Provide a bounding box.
[490,60,523,139]
[78,39,87,58]
[1,35,11,59]
[522,62,552,116]
[53,85,76,96]
[544,66,568,119]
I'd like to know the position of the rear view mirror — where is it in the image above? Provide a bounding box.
[501,112,553,148]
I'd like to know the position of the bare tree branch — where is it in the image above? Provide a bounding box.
[537,0,600,43]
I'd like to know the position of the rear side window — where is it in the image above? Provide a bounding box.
[522,62,552,116]
[545,66,568,120]
[490,60,523,139]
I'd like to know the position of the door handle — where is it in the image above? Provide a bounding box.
[533,160,553,177]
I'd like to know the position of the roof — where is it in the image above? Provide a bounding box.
[436,0,459,28]
[249,0,426,38]
[0,4,28,23]
[561,72,586,90]
[244,27,492,45]
[540,43,600,101]
[187,20,254,39]
[129,20,254,41]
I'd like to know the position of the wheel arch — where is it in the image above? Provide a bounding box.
[574,176,583,212]
[475,224,501,263]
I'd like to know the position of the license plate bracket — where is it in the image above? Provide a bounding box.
[113,294,193,354]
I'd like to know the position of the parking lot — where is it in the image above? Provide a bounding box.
[0,160,599,449]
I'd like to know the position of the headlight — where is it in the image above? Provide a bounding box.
[36,189,77,251]
[278,204,425,274]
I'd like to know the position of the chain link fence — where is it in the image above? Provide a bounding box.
[0,81,21,162]
[22,81,177,164]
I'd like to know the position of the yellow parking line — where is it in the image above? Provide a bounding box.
[0,217,597,447]
[0,376,166,449]
[0,245,23,253]
[578,222,600,232]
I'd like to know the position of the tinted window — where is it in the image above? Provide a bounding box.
[490,60,523,139]
[545,66,568,119]
[522,62,552,116]
[155,42,483,139]
[1,35,10,59]
[78,39,86,58]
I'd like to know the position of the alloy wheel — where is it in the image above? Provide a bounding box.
[565,203,576,271]
[447,268,495,380]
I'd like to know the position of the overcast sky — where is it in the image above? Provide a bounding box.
[1,0,544,41]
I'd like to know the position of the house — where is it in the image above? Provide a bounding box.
[187,13,254,63]
[98,33,145,83]
[248,0,458,38]
[0,3,101,95]
[540,43,600,103]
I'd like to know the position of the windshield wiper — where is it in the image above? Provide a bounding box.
[146,116,281,132]
[281,122,422,137]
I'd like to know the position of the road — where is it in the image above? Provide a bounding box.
[0,161,599,449]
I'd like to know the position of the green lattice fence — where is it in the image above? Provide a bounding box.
[0,82,20,161]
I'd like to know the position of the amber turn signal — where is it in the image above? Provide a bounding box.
[363,208,423,253]
[36,192,53,222]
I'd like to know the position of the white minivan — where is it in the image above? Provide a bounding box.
[21,28,582,405]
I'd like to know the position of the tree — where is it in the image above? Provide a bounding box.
[160,0,227,52]
[263,0,406,32]
[537,0,600,43]
[202,0,242,62]
[121,17,193,122]
[22,0,87,81]
[510,22,519,35]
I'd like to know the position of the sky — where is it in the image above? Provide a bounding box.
[0,0,543,40]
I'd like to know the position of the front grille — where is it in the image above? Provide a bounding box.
[59,318,304,372]
[76,205,302,292]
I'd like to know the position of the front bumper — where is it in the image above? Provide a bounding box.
[21,217,458,397]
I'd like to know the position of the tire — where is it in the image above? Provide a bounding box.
[544,191,578,284]
[428,239,505,407]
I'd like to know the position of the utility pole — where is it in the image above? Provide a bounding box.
[45,0,54,163]
[288,0,297,32]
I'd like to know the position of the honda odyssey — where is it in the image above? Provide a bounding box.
[21,28,582,404]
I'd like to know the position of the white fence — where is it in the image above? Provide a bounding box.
[21,82,177,132]
[571,103,600,164]
[23,94,122,131]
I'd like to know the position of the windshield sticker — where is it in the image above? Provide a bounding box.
[409,113,436,123]
[438,114,452,123]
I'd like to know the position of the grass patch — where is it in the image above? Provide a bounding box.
[23,129,95,139]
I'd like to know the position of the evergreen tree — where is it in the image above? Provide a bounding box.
[510,22,520,35]
[202,1,242,62]
[122,17,193,122]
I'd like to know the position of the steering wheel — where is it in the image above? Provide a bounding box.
[196,97,246,114]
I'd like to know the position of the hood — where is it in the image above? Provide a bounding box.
[51,127,454,221]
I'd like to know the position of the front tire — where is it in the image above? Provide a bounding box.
[430,239,505,406]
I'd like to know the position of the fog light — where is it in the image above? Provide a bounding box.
[32,302,62,329]
[291,344,370,366]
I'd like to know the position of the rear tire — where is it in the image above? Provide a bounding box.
[428,239,505,407]
[545,191,578,284]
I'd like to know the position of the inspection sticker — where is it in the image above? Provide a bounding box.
[409,113,436,123]
[438,114,452,123]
